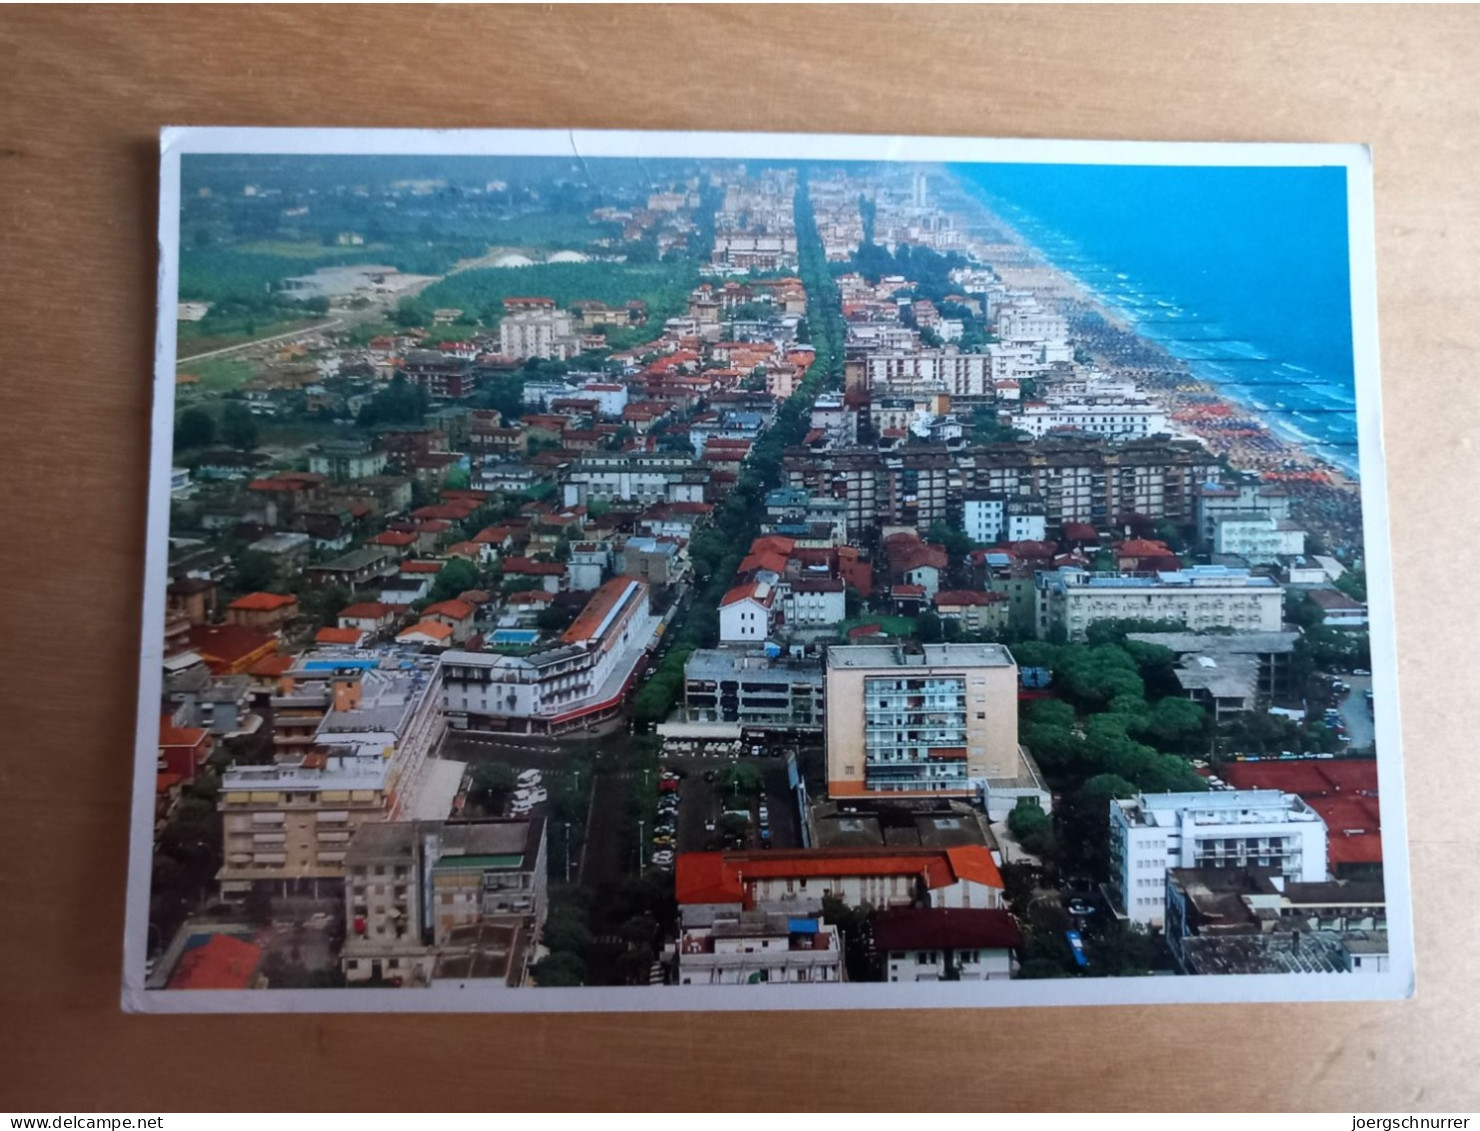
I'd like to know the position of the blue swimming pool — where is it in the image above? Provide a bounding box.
[491,629,540,645]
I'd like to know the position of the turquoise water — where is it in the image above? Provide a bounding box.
[492,628,540,645]
[957,163,1359,475]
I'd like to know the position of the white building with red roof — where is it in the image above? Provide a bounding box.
[719,581,776,644]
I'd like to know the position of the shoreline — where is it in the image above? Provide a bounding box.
[943,173,1362,492]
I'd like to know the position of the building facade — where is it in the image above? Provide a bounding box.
[1036,565,1285,641]
[824,643,1020,798]
[1109,790,1330,927]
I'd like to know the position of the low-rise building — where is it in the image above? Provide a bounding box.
[1037,565,1285,641]
[309,438,389,482]
[1109,789,1329,927]
[682,649,824,731]
[874,907,1021,982]
[676,910,844,986]
[225,591,299,633]
[1164,868,1386,975]
[441,577,657,734]
[1213,513,1307,565]
[1306,587,1368,628]
[676,845,1006,921]
[1126,630,1302,718]
[719,581,777,644]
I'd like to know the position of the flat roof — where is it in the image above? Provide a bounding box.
[827,642,1016,669]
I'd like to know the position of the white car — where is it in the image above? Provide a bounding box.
[517,770,542,786]
[525,787,548,803]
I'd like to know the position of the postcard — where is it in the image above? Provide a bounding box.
[124,127,1409,1011]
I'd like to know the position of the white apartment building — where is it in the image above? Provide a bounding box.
[1037,565,1285,641]
[1011,399,1169,440]
[963,495,1048,546]
[1196,480,1293,545]
[499,309,579,360]
[1213,513,1307,564]
[441,578,657,734]
[576,381,629,418]
[995,306,1068,345]
[862,350,993,399]
[1109,790,1330,927]
[561,452,708,508]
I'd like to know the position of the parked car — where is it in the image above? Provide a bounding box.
[1067,899,1096,917]
[517,769,542,786]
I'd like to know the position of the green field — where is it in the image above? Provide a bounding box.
[177,356,255,393]
[235,239,393,259]
[178,317,326,359]
[837,615,919,640]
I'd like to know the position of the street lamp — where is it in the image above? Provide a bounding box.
[638,819,645,871]
[564,821,572,884]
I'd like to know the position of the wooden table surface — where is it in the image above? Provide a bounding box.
[2,4,1478,1112]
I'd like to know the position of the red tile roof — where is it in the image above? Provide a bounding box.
[562,576,644,644]
[399,620,453,642]
[158,723,209,749]
[503,558,566,576]
[1221,759,1378,797]
[721,581,774,609]
[227,591,298,612]
[424,599,475,621]
[873,907,1022,953]
[675,846,1003,906]
[339,602,395,620]
[314,627,364,645]
[370,531,418,546]
[186,624,276,669]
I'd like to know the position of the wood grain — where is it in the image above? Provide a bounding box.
[2,4,1478,1112]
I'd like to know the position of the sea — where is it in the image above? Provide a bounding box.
[955,163,1360,478]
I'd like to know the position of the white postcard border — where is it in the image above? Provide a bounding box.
[124,126,1412,1013]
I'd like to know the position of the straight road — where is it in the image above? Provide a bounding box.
[176,318,344,363]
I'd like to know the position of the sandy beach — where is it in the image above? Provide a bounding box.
[943,174,1366,555]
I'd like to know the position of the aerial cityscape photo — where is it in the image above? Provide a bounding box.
[135,137,1394,1001]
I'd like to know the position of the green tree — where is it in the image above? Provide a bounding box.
[532,951,586,987]
[429,557,478,603]
[219,402,259,451]
[915,610,943,643]
[1131,696,1207,751]
[1007,799,1055,858]
[542,906,595,956]
[470,762,517,810]
[718,761,764,798]
[174,407,216,450]
[233,549,278,593]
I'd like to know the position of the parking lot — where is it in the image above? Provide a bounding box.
[657,754,802,858]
